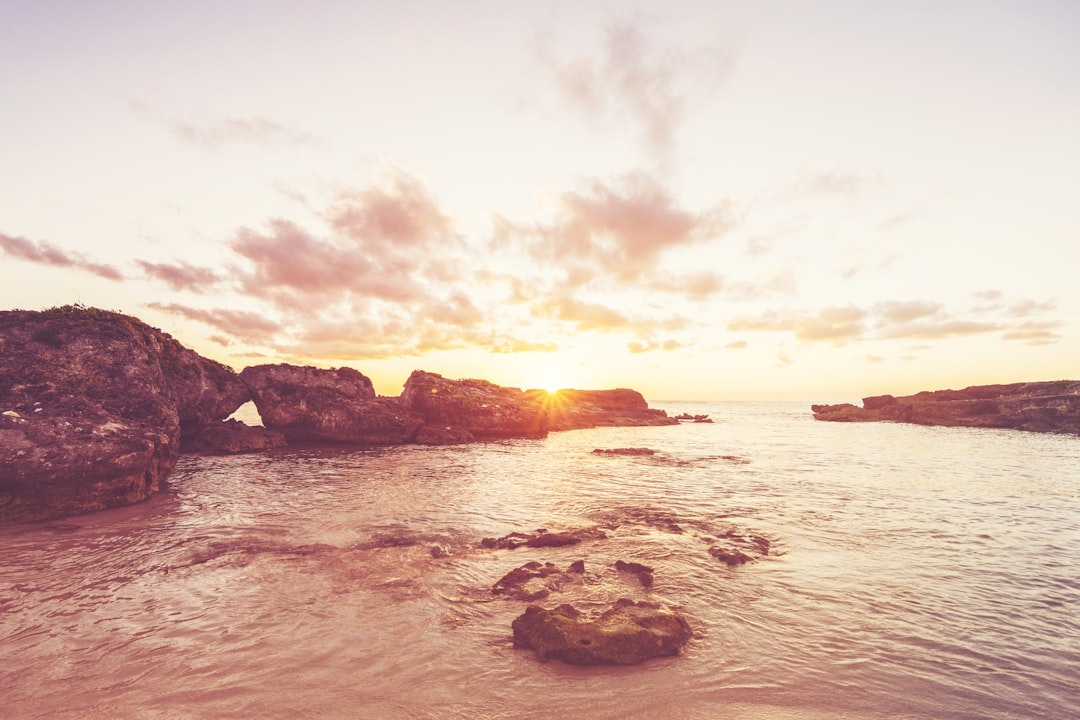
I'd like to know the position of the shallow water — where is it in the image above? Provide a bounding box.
[2,402,1078,719]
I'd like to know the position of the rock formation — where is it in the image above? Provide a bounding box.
[399,370,549,442]
[182,419,287,455]
[511,599,693,665]
[239,364,423,444]
[2,307,681,523]
[0,306,250,522]
[532,388,678,430]
[812,381,1080,434]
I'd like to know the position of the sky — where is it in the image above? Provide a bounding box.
[2,0,1078,401]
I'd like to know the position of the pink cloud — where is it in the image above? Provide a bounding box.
[499,173,728,292]
[136,260,221,292]
[230,171,461,309]
[146,302,283,344]
[0,232,123,281]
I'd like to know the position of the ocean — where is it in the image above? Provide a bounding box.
[2,402,1078,719]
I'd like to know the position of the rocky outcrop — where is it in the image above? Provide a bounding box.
[0,306,249,522]
[812,381,1080,434]
[237,368,676,446]
[531,388,678,431]
[400,370,549,442]
[511,599,693,665]
[239,364,423,445]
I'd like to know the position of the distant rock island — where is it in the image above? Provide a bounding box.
[812,380,1080,435]
[0,306,677,523]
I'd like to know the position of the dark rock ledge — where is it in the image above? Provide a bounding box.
[812,380,1080,435]
[1,307,678,523]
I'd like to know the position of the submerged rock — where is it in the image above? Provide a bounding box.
[592,447,656,456]
[615,559,655,587]
[812,380,1080,434]
[0,306,249,523]
[480,527,608,550]
[511,599,693,665]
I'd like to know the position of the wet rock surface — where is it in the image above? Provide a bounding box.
[481,527,608,550]
[477,511,776,666]
[511,599,693,665]
[0,306,249,523]
[812,380,1080,434]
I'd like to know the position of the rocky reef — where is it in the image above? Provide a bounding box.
[0,306,249,522]
[812,380,1080,434]
[1,307,679,522]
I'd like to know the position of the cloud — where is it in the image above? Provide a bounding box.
[136,260,222,292]
[999,321,1062,345]
[796,170,885,198]
[647,271,725,300]
[540,22,735,164]
[491,337,559,354]
[0,232,124,281]
[498,172,729,291]
[728,296,1063,346]
[874,300,942,324]
[146,302,283,344]
[230,171,461,309]
[531,296,630,331]
[728,306,866,344]
[627,338,685,353]
[173,116,319,149]
[876,318,998,341]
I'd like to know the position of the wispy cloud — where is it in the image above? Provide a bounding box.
[173,116,319,149]
[145,302,283,344]
[136,260,222,292]
[491,337,559,354]
[539,21,735,166]
[627,338,686,353]
[0,232,123,281]
[727,295,1062,347]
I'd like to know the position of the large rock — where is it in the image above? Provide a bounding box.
[527,388,678,431]
[812,380,1080,434]
[0,306,250,523]
[183,419,287,455]
[399,371,549,441]
[239,364,423,444]
[511,599,693,665]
